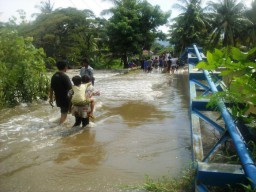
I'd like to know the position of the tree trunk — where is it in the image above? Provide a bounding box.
[122,54,129,68]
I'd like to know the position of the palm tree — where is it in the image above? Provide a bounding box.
[170,0,210,54]
[207,0,251,47]
[32,0,54,17]
[244,0,256,48]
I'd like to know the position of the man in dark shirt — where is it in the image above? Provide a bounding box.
[49,61,72,124]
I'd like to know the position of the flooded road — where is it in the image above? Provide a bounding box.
[0,69,191,192]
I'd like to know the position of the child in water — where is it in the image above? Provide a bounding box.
[68,75,99,127]
[81,74,100,119]
[69,75,90,127]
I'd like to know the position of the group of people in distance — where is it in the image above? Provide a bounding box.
[141,53,184,74]
[49,58,99,128]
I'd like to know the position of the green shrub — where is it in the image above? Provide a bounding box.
[121,166,195,192]
[0,28,49,108]
[196,47,256,127]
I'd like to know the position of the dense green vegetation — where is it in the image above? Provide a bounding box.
[170,0,256,54]
[1,0,170,69]
[104,0,170,68]
[0,28,49,108]
[197,47,256,122]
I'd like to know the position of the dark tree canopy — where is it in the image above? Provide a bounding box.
[18,8,104,66]
[104,0,170,68]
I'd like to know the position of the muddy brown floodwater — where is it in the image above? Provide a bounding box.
[0,69,191,192]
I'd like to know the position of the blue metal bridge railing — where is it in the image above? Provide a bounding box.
[188,44,256,191]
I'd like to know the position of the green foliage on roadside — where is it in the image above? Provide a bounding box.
[0,28,49,108]
[121,166,195,192]
[197,47,256,123]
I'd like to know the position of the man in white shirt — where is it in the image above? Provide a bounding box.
[170,57,178,74]
[80,58,95,85]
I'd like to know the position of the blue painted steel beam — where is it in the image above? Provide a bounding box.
[193,44,256,188]
[197,162,247,186]
[196,183,209,192]
[192,99,215,111]
[191,79,210,91]
[190,78,204,161]
[192,99,246,111]
[202,131,229,162]
[190,71,221,81]
[193,109,225,133]
[190,71,209,80]
[190,79,211,96]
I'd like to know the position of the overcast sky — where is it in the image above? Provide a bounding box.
[0,0,253,33]
[0,0,177,21]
